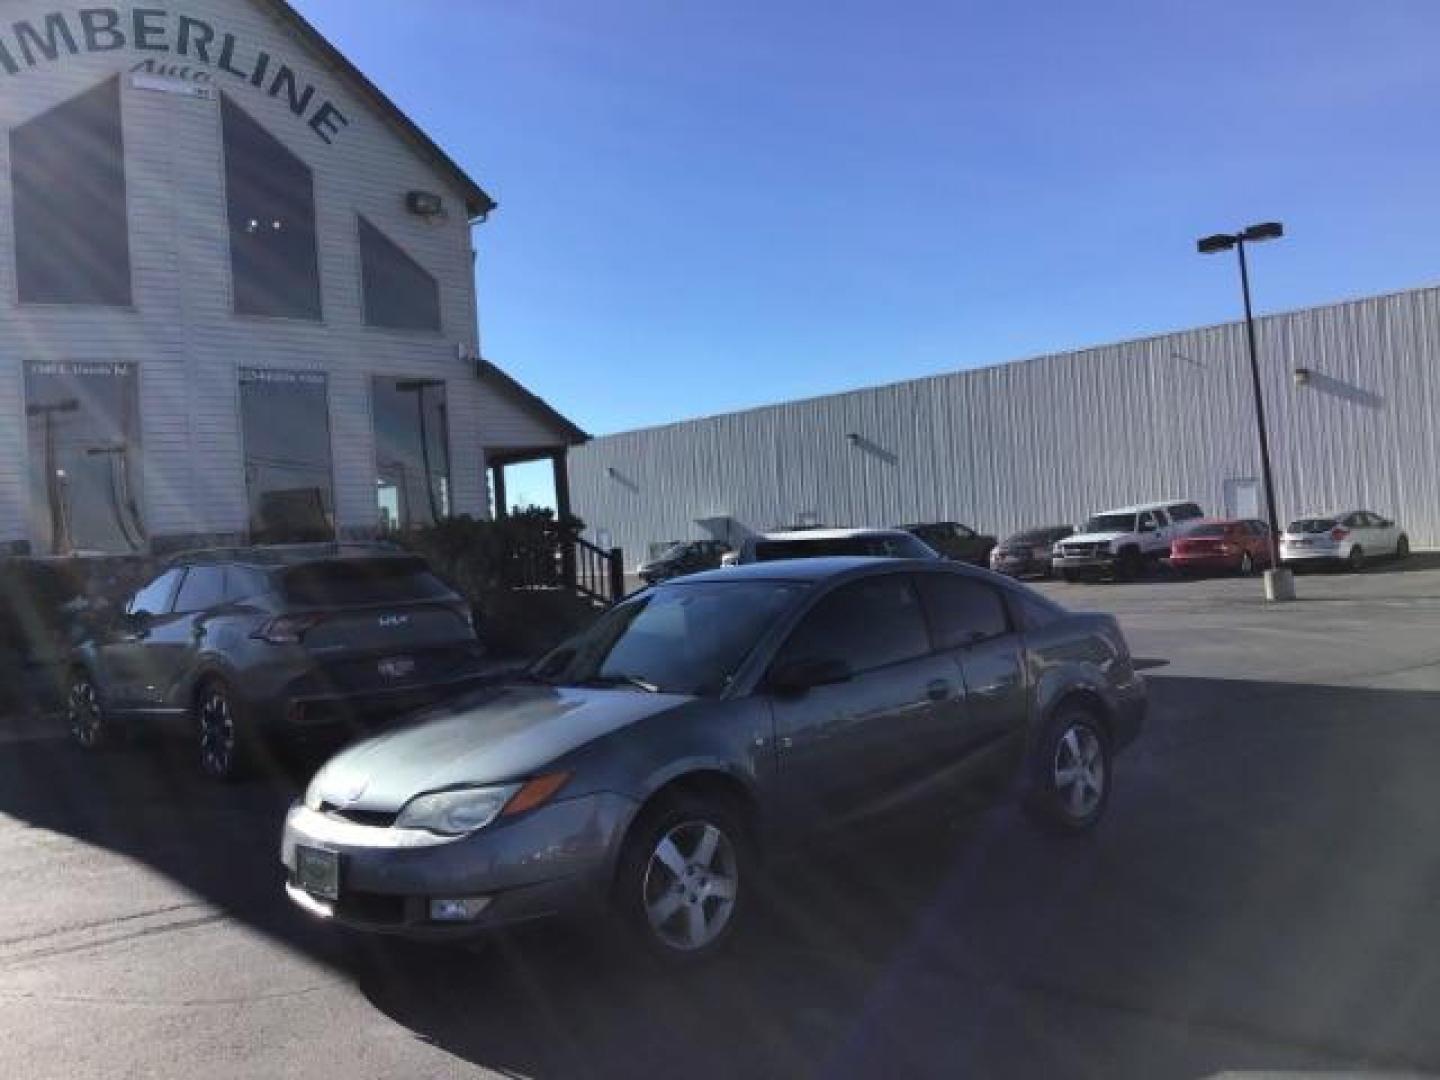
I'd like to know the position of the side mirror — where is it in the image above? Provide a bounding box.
[767,657,852,696]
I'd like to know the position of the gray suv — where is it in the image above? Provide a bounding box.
[283,557,1145,962]
[68,546,486,780]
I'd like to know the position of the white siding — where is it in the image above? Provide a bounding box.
[572,286,1440,559]
[0,0,561,552]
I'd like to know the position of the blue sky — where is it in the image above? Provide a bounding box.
[299,0,1440,450]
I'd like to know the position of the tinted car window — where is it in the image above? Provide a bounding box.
[174,568,228,614]
[128,569,184,616]
[1168,503,1204,522]
[776,575,930,674]
[915,573,1010,649]
[281,559,453,606]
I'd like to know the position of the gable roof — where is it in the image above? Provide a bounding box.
[478,360,591,448]
[264,0,496,220]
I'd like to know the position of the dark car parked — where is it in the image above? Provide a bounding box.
[68,545,486,780]
[901,521,998,566]
[989,525,1076,579]
[637,541,730,584]
[283,557,1145,963]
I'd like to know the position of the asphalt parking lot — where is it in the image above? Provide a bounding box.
[3,560,1440,1079]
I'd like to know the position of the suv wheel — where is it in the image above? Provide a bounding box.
[196,680,250,782]
[68,672,111,750]
[1025,707,1112,833]
[615,795,750,965]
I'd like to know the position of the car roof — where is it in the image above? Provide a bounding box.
[1093,500,1199,515]
[755,528,915,542]
[672,555,1004,586]
[168,543,417,568]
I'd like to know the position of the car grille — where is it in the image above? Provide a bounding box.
[321,803,399,828]
[1063,543,1110,558]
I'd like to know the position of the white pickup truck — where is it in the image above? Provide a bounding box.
[1052,500,1205,581]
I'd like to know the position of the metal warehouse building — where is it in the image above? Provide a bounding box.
[572,284,1440,562]
[1,0,584,557]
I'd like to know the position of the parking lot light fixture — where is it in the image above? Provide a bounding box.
[1198,221,1294,602]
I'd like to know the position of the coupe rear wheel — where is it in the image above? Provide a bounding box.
[1025,708,1112,833]
[196,680,250,782]
[1348,547,1366,573]
[68,673,111,750]
[615,795,750,965]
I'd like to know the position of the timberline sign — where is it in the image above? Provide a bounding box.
[0,6,350,144]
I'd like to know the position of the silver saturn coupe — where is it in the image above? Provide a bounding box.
[282,557,1145,963]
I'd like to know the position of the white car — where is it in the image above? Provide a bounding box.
[1052,500,1205,582]
[1280,511,1410,571]
[727,528,940,565]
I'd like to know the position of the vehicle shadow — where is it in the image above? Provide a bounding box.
[4,675,1440,1078]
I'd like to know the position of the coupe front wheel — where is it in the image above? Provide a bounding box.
[68,673,111,750]
[1025,708,1112,833]
[615,796,750,965]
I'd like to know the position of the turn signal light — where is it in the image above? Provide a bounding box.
[502,773,571,818]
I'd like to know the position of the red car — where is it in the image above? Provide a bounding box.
[1169,518,1274,576]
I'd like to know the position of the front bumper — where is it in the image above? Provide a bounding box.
[1053,554,1116,571]
[280,792,637,938]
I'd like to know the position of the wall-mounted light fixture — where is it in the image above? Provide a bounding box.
[1294,367,1313,387]
[407,190,445,217]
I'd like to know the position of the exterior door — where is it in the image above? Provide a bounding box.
[767,574,961,827]
[914,571,1028,756]
[1225,479,1262,521]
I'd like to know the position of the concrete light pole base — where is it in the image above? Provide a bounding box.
[1264,568,1296,602]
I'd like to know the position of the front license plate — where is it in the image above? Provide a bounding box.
[379,656,416,680]
[296,845,340,901]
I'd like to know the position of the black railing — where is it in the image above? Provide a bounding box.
[505,537,625,606]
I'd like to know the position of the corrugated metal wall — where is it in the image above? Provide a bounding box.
[572,286,1440,562]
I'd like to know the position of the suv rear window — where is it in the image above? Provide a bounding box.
[1167,503,1204,522]
[281,558,454,606]
[1288,518,1336,534]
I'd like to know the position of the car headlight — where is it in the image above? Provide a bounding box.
[395,785,522,835]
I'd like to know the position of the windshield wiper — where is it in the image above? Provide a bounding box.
[581,673,661,694]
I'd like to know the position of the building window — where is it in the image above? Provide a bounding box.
[222,95,321,320]
[25,362,144,555]
[372,378,451,531]
[359,216,442,332]
[240,369,335,542]
[11,78,132,306]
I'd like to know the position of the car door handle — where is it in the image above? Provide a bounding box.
[926,679,954,702]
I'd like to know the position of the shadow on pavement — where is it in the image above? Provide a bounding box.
[3,674,1440,1078]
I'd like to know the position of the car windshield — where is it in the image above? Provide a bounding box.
[532,580,806,696]
[1082,514,1137,534]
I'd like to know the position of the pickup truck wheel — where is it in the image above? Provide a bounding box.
[1116,548,1143,581]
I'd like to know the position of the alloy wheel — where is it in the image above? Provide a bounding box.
[641,820,739,952]
[198,687,237,779]
[69,678,104,749]
[1053,723,1106,822]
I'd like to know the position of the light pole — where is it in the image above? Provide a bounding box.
[1197,221,1294,601]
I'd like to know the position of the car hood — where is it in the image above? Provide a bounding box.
[307,685,692,813]
[1064,531,1129,545]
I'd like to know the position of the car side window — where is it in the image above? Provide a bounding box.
[1342,513,1363,528]
[953,523,975,540]
[774,575,931,675]
[1169,503,1203,522]
[915,573,1011,650]
[1152,509,1170,528]
[1137,512,1157,533]
[173,567,228,614]
[127,569,184,617]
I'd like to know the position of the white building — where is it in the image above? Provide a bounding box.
[572,285,1440,560]
[0,0,584,556]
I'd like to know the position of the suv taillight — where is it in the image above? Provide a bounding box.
[1330,527,1349,542]
[253,614,325,644]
